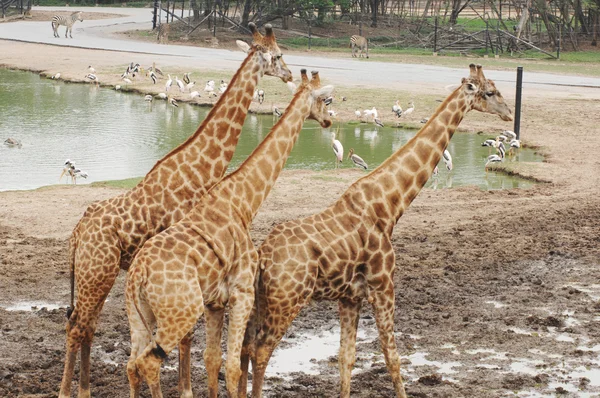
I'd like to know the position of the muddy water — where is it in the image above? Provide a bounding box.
[0,68,542,192]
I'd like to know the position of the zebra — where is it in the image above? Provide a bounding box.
[349,34,369,58]
[51,11,83,39]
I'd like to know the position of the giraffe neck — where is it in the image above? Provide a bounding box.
[139,48,264,198]
[348,88,471,228]
[221,90,312,223]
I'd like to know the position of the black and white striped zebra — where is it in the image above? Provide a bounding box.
[51,11,83,39]
[349,34,369,58]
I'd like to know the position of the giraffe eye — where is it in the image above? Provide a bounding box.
[486,91,495,97]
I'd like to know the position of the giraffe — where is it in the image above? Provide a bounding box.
[242,64,513,398]
[58,23,292,398]
[125,69,333,398]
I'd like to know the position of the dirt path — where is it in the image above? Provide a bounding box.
[0,11,600,398]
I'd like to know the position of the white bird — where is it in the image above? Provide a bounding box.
[363,107,378,120]
[403,101,415,116]
[481,139,496,147]
[190,91,200,99]
[433,165,439,176]
[286,81,297,93]
[149,71,158,84]
[115,85,121,91]
[73,168,88,182]
[183,72,191,85]
[328,109,338,118]
[122,77,132,85]
[348,148,367,170]
[354,110,362,119]
[273,106,282,118]
[168,97,178,107]
[204,80,215,93]
[331,131,344,169]
[175,76,185,92]
[442,149,453,171]
[374,118,384,128]
[157,92,168,99]
[51,72,61,80]
[496,135,507,142]
[144,95,153,102]
[485,145,506,171]
[392,100,402,118]
[165,74,173,92]
[59,159,74,183]
[88,65,96,74]
[509,139,521,155]
[85,73,97,82]
[255,89,265,104]
[502,130,517,140]
[186,82,195,91]
[219,80,228,93]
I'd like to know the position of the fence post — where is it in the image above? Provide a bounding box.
[153,0,158,29]
[514,66,523,140]
[557,25,561,59]
[433,16,438,54]
[485,19,489,57]
[308,18,312,49]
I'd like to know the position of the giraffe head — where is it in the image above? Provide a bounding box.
[238,23,292,83]
[461,64,513,122]
[293,69,334,128]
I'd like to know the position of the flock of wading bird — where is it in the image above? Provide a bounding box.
[56,23,513,398]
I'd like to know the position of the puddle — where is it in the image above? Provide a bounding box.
[267,327,371,377]
[2,301,66,311]
[485,300,507,308]
[406,352,462,375]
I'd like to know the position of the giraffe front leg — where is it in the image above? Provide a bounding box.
[177,330,194,398]
[204,307,225,398]
[224,287,256,397]
[372,286,407,398]
[338,299,362,398]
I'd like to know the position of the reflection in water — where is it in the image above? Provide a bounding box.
[0,69,543,192]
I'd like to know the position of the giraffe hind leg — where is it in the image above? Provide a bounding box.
[372,288,408,398]
[338,299,362,398]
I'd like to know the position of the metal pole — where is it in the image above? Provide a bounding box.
[153,0,158,29]
[514,66,523,140]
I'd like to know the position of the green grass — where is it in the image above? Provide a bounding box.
[91,177,142,189]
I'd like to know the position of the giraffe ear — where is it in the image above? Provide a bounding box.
[236,40,251,53]
[312,85,334,99]
[465,82,478,93]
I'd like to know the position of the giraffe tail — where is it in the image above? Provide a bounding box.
[130,263,153,336]
[66,233,77,319]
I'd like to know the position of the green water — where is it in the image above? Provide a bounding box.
[0,69,542,192]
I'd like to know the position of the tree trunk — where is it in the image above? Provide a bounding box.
[240,0,251,26]
[370,0,378,27]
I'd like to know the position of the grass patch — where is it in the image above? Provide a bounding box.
[91,177,141,189]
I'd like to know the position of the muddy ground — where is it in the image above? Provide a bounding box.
[1,11,600,398]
